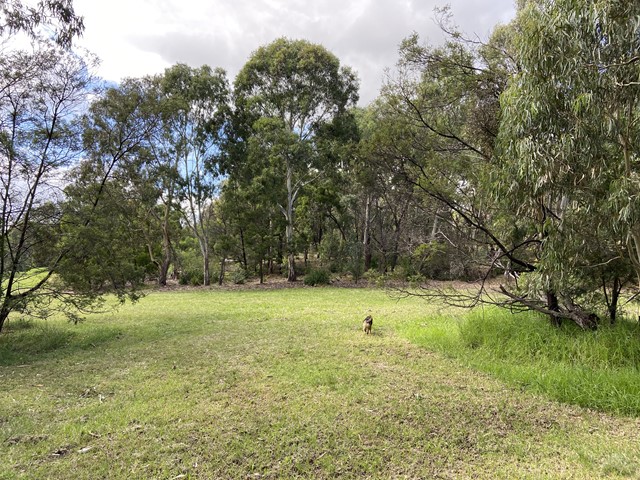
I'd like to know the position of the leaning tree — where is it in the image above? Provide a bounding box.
[497,0,640,326]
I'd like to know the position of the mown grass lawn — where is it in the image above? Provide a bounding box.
[1,287,640,479]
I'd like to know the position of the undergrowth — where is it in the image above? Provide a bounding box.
[399,307,640,415]
[303,268,331,286]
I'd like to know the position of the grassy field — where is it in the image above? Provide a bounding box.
[2,287,640,479]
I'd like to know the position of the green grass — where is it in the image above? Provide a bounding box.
[1,288,640,479]
[1,268,49,294]
[399,306,640,415]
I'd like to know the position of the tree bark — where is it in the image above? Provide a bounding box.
[285,161,297,282]
[287,252,297,282]
[500,286,598,330]
[546,291,561,327]
[0,306,9,334]
[239,228,248,271]
[390,226,401,273]
[159,202,173,286]
[430,210,439,241]
[202,248,210,286]
[363,193,372,271]
[603,276,621,324]
[609,281,620,324]
[218,256,225,286]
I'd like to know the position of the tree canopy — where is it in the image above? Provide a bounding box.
[231,38,359,281]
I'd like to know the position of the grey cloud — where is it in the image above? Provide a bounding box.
[127,0,516,105]
[131,31,240,75]
[448,0,517,37]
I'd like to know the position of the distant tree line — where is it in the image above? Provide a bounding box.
[2,0,640,332]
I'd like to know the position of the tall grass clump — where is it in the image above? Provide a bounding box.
[456,308,640,414]
[399,307,640,414]
[0,320,73,365]
[460,308,640,370]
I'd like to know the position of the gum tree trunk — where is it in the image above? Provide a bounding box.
[363,193,372,271]
[546,291,561,327]
[284,160,297,282]
[0,306,9,334]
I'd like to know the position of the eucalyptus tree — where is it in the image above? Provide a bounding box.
[498,0,640,324]
[352,107,382,272]
[378,19,601,325]
[218,178,283,283]
[233,38,359,281]
[382,2,639,327]
[372,21,517,280]
[369,17,610,320]
[59,158,153,301]
[0,0,84,47]
[0,48,97,332]
[83,64,229,287]
[157,64,229,286]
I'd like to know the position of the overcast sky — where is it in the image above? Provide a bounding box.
[73,0,516,105]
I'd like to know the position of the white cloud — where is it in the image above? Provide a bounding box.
[74,0,516,104]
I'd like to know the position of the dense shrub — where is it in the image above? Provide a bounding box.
[304,268,331,286]
[362,269,384,286]
[318,231,345,273]
[177,245,205,286]
[232,268,248,285]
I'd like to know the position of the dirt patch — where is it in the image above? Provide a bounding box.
[145,276,491,293]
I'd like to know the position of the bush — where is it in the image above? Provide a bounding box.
[318,231,344,273]
[412,242,449,280]
[362,269,384,287]
[232,268,248,285]
[407,274,426,287]
[176,245,205,286]
[303,268,331,286]
[387,265,408,281]
[346,241,364,283]
[178,270,204,286]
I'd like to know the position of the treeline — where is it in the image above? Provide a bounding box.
[2,0,640,332]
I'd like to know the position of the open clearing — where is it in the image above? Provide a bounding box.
[2,288,640,479]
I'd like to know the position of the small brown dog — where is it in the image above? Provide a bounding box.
[363,315,373,334]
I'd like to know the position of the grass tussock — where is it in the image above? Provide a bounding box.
[461,309,640,370]
[400,307,640,415]
[0,322,73,360]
